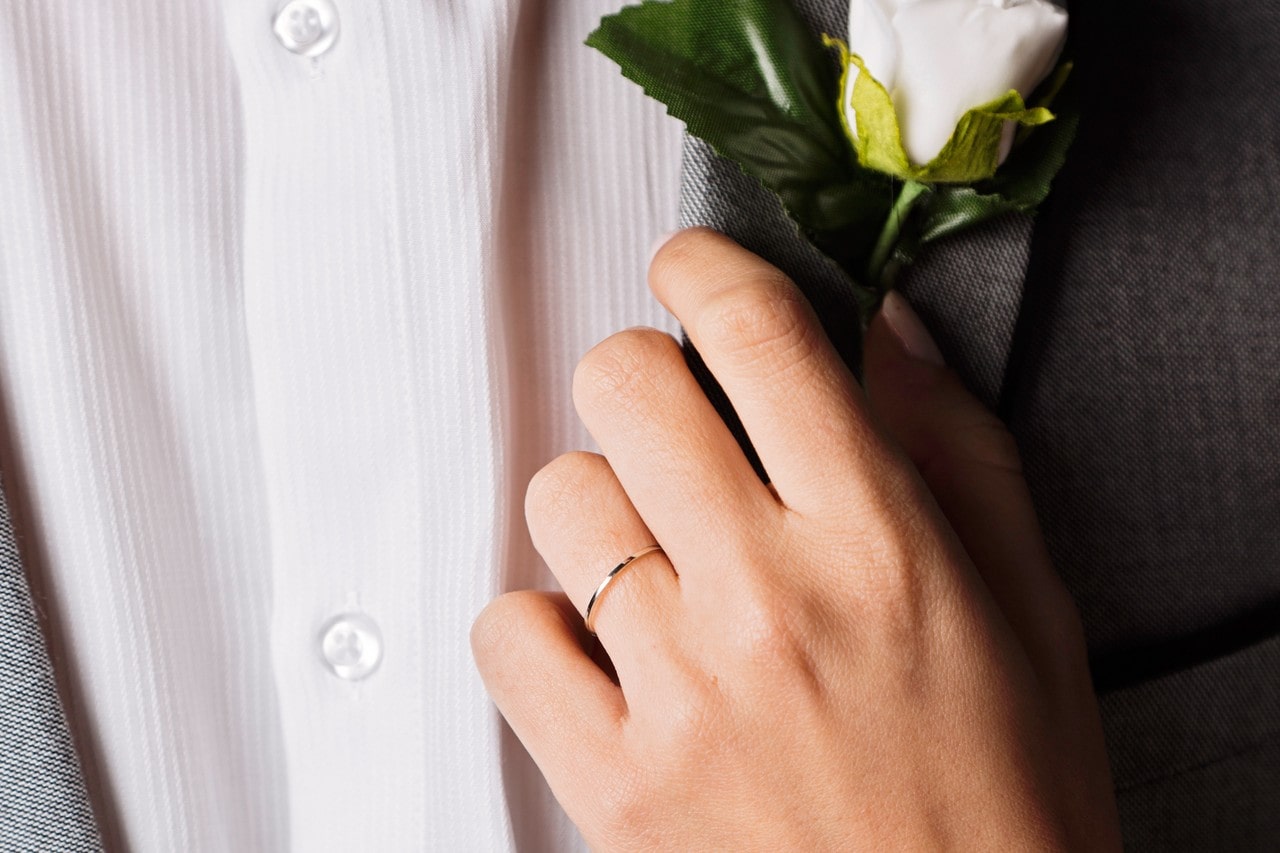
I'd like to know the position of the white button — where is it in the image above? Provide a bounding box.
[320,612,383,680]
[273,0,340,57]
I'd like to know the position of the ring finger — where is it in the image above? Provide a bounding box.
[525,450,683,684]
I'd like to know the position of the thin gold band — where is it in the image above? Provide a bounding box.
[583,544,666,635]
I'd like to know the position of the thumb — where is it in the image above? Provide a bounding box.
[862,292,1083,681]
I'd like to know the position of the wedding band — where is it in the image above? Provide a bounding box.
[583,544,666,635]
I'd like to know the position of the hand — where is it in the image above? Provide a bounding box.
[472,229,1121,850]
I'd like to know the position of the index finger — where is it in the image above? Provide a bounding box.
[648,228,887,514]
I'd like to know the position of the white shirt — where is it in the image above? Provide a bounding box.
[0,1,681,849]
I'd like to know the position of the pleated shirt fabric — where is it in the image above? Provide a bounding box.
[0,1,681,849]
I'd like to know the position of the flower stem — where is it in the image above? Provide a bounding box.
[866,180,929,293]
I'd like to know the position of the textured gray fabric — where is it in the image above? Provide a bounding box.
[1101,634,1280,794]
[1006,0,1280,669]
[0,475,102,851]
[1100,634,1280,849]
[896,215,1035,409]
[1004,1,1280,839]
[677,0,1280,847]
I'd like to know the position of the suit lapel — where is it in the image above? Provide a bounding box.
[0,473,103,851]
[676,0,1038,414]
[897,214,1037,410]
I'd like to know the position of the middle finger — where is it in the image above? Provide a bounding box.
[649,229,887,516]
[571,327,779,578]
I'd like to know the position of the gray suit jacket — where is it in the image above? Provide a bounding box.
[677,0,1280,848]
[2,0,1276,848]
[0,480,101,850]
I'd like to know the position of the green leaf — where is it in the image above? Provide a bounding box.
[837,45,1054,185]
[587,0,893,271]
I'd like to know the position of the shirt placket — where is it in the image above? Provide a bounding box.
[220,0,515,848]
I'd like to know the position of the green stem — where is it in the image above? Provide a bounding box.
[866,180,929,293]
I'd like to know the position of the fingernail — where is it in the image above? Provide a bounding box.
[881,291,944,366]
[648,230,679,266]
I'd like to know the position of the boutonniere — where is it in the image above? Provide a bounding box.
[588,0,1075,327]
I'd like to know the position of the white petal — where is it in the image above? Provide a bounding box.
[847,0,902,90]
[846,0,1067,166]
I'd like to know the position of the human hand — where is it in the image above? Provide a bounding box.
[472,229,1121,850]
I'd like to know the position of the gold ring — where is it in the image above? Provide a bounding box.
[583,545,666,635]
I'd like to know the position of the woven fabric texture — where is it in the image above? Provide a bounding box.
[0,476,102,852]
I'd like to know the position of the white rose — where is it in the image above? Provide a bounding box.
[845,0,1068,166]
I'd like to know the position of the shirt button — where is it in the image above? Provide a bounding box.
[273,0,340,58]
[319,612,383,681]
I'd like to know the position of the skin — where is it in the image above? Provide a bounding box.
[471,228,1122,851]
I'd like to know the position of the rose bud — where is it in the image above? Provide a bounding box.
[841,0,1067,179]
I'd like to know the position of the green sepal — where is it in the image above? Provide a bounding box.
[832,39,1055,185]
[586,0,893,275]
[907,61,1080,251]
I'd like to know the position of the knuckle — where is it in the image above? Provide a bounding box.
[857,551,928,632]
[662,672,728,751]
[721,575,833,707]
[737,594,797,660]
[469,591,534,662]
[649,226,718,278]
[966,418,1025,475]
[524,450,609,525]
[916,409,1024,490]
[831,514,934,636]
[813,459,933,581]
[700,279,816,370]
[572,328,679,415]
[729,574,816,670]
[588,761,658,851]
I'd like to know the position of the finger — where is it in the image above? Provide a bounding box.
[571,327,778,573]
[862,291,1088,686]
[648,228,886,515]
[471,590,625,811]
[525,450,683,675]
[862,295,1114,830]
